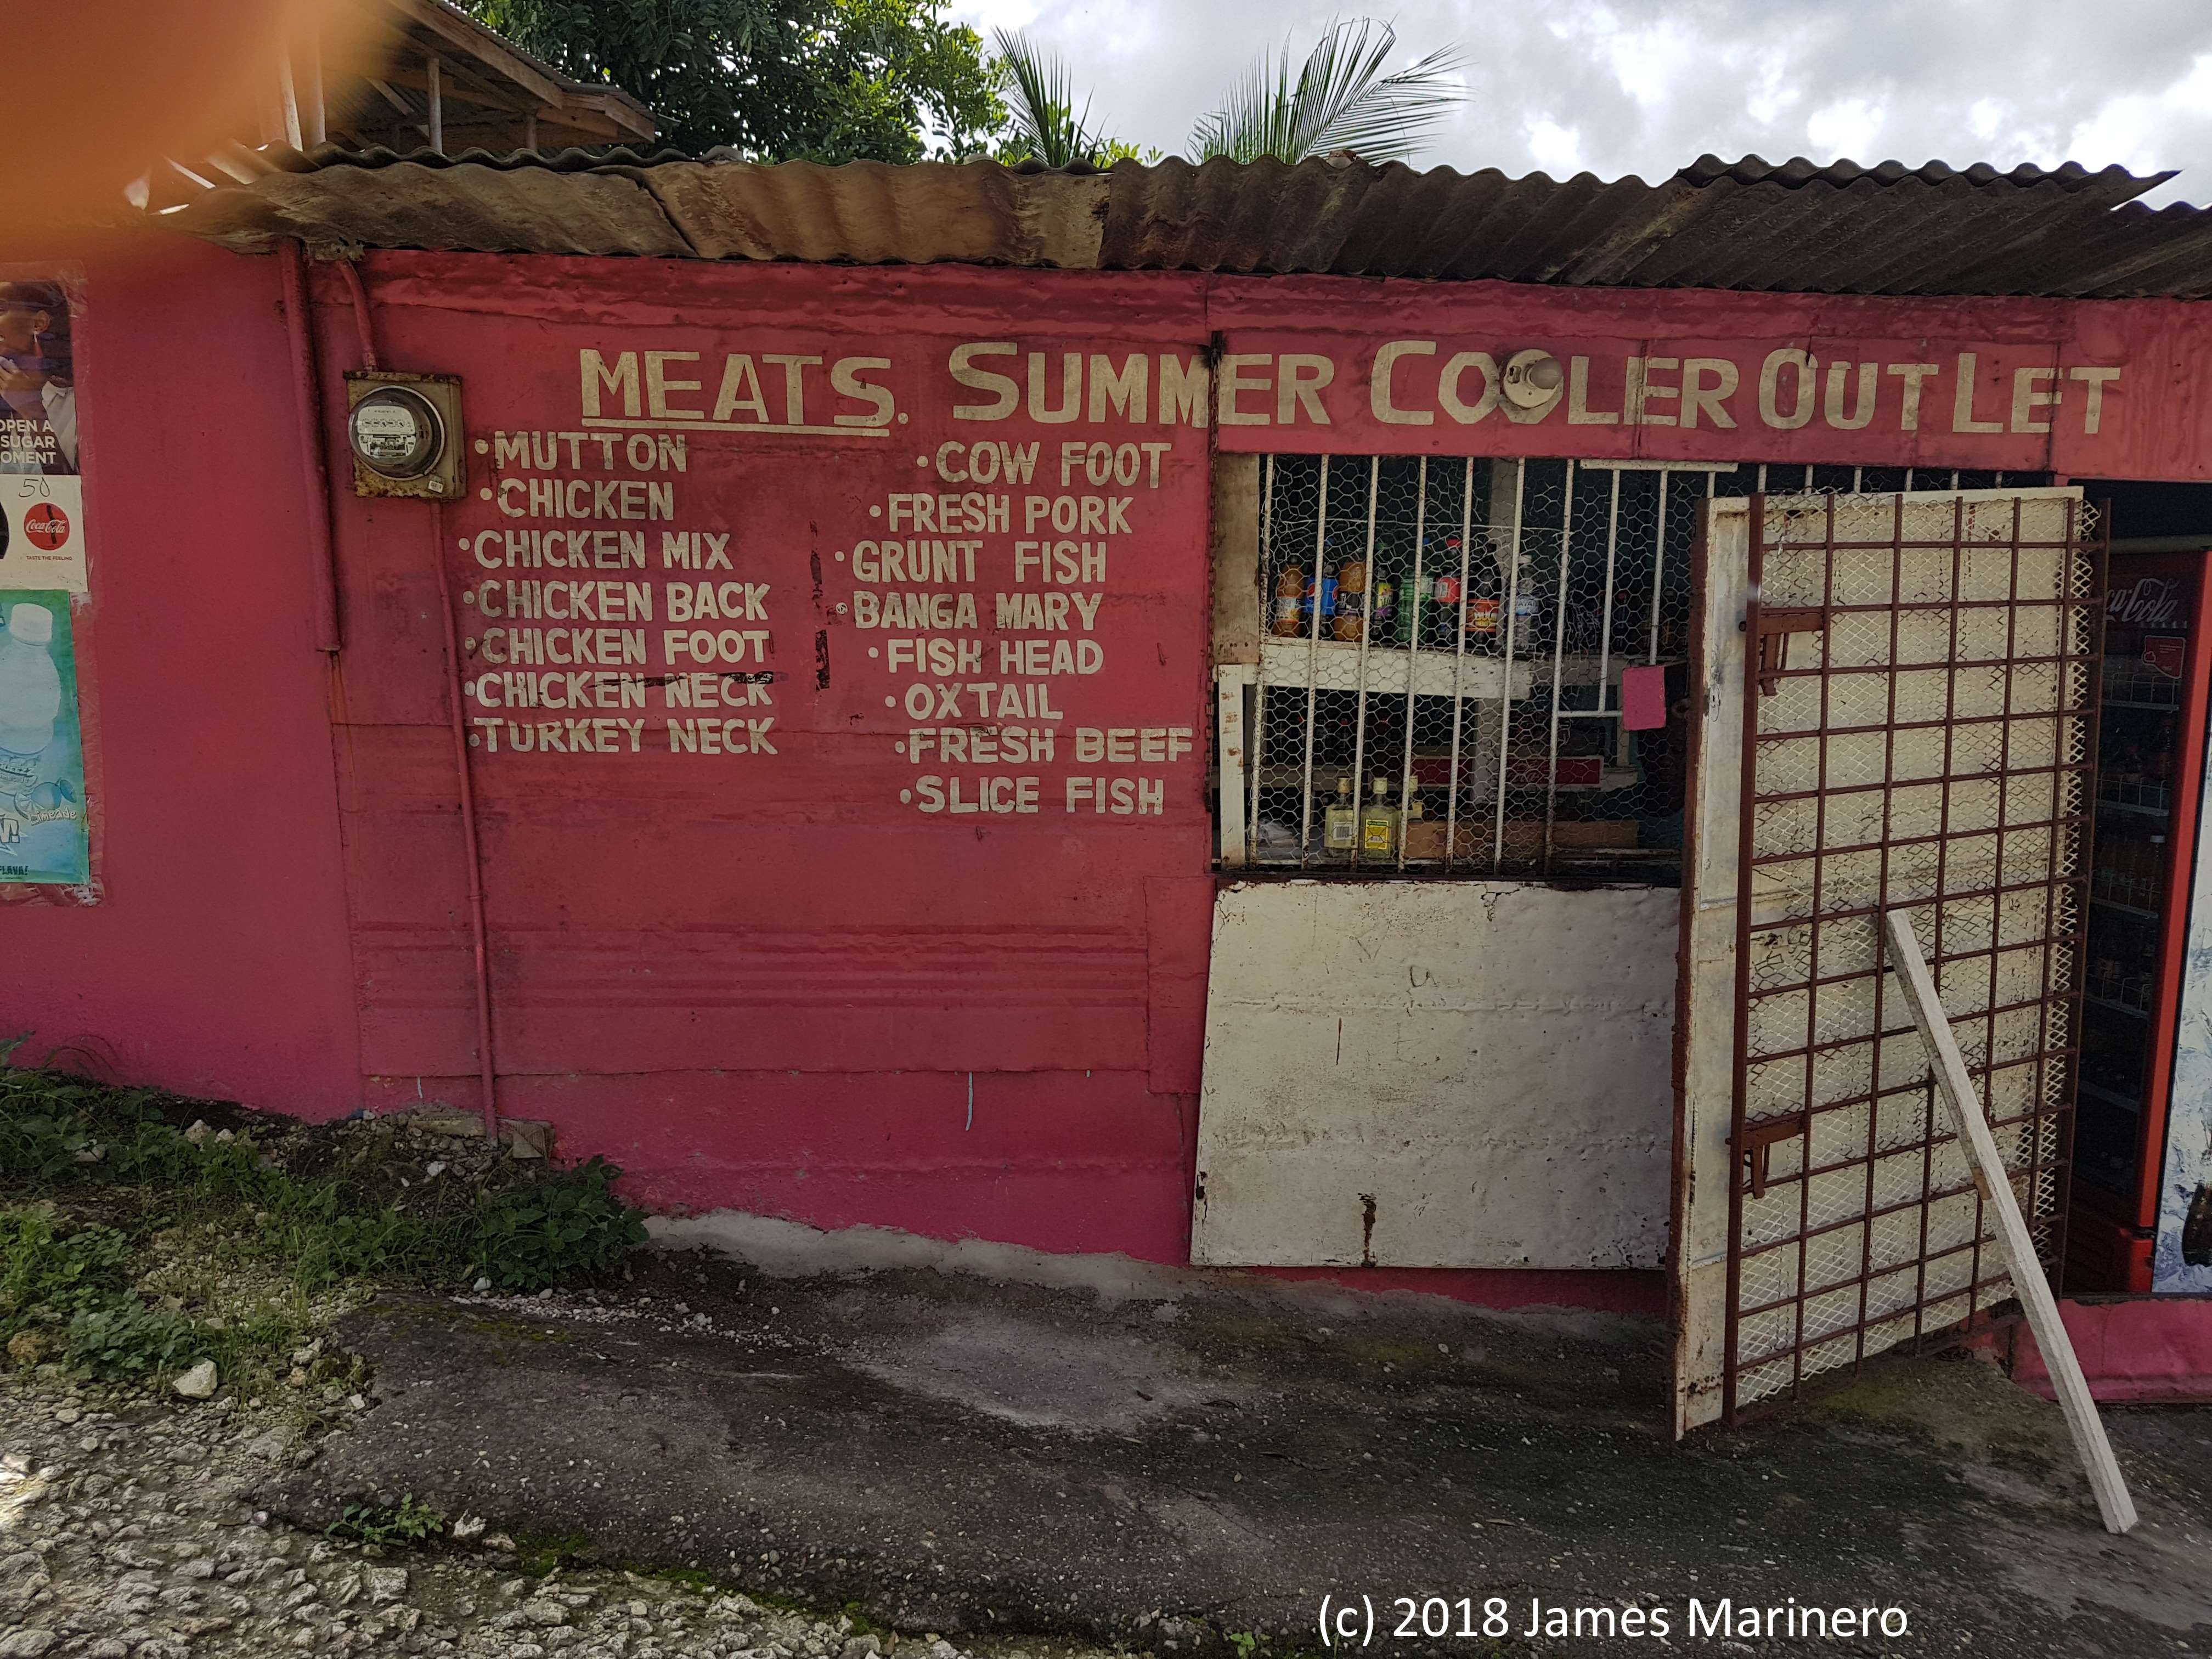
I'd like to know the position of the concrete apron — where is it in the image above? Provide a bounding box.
[257,1215,2212,1658]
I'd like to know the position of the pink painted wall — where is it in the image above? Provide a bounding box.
[8,237,358,1115]
[32,238,2212,1313]
[2008,1297,2212,1403]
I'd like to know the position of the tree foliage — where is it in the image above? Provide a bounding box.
[1190,18,1465,165]
[471,0,1005,160]
[991,28,1095,168]
[990,29,1155,167]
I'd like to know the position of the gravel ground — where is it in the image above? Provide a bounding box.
[0,1370,1105,1659]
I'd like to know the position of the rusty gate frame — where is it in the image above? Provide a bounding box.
[1716,490,2108,1425]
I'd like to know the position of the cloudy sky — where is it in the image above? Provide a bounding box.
[946,0,2212,203]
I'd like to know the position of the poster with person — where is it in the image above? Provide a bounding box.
[0,271,86,594]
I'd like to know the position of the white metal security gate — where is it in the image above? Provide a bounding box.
[1674,489,2102,1434]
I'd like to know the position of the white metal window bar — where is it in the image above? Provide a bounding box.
[1217,458,2051,881]
[1224,454,1714,880]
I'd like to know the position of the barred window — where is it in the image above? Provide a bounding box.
[1212,456,2044,885]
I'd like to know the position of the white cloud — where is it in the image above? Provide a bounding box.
[1526,119,1585,177]
[949,0,1043,30]
[1805,97,1884,160]
[944,0,2212,201]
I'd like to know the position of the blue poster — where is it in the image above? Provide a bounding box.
[0,590,87,885]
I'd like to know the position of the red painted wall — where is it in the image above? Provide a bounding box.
[325,257,1217,1263]
[31,239,2212,1300]
[8,238,358,1114]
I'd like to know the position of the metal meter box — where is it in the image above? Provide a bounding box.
[344,370,464,500]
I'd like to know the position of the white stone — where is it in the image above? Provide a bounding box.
[171,1361,218,1401]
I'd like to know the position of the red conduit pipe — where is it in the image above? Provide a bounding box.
[336,257,497,1143]
[277,241,342,653]
[431,500,501,1142]
[337,259,379,369]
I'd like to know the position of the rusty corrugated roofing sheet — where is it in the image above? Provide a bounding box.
[157,147,2212,300]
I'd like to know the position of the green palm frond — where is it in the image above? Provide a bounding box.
[992,27,1101,168]
[1190,17,1466,165]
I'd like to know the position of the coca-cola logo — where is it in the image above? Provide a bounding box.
[22,504,67,551]
[2109,577,2185,629]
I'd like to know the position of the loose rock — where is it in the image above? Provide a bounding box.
[1,1365,1083,1659]
[171,1361,219,1401]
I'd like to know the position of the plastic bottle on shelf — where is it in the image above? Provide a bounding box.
[1272,564,1306,637]
[1429,535,1466,647]
[1370,544,1399,643]
[1511,589,1541,656]
[1396,540,1433,646]
[1468,596,1501,652]
[1334,558,1367,641]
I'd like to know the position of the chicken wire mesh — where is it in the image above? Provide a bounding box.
[1236,455,1704,879]
[1223,456,2044,883]
[1723,489,2100,1421]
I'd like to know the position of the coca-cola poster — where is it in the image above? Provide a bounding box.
[0,267,90,888]
[0,267,86,595]
[2145,634,2187,679]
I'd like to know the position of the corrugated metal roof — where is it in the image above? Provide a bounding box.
[157,147,2212,300]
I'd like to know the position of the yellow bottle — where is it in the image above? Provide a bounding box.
[1323,776,1359,853]
[1359,775,1399,857]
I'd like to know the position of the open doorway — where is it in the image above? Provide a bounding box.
[2066,480,2212,1292]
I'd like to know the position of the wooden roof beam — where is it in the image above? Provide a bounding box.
[378,0,567,108]
[377,0,654,139]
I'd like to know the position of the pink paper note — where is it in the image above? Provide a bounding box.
[1622,664,1668,731]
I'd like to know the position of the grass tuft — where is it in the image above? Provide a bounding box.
[0,1052,647,1395]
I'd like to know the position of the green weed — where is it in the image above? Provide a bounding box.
[329,1493,447,1547]
[0,1055,651,1396]
[63,1301,202,1380]
[1,1210,132,1325]
[473,1158,647,1291]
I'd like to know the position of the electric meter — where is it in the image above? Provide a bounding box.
[349,386,443,479]
[343,370,465,500]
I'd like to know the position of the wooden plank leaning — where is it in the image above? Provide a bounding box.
[1882,909,2138,1535]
